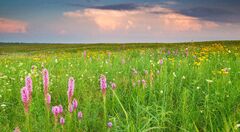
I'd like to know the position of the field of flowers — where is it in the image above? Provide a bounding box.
[0,42,240,131]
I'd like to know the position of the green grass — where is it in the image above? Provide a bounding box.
[0,42,240,131]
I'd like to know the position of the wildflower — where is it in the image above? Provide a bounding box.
[206,79,213,83]
[58,105,63,114]
[21,87,29,112]
[72,99,78,110]
[182,76,186,80]
[42,69,49,96]
[159,59,163,65]
[69,105,73,113]
[46,93,51,105]
[78,111,83,120]
[60,117,65,125]
[52,106,60,116]
[160,90,163,94]
[67,77,75,107]
[1,104,6,107]
[111,82,116,90]
[107,122,113,128]
[25,76,32,94]
[100,75,107,96]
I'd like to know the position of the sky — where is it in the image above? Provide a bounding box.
[0,0,240,43]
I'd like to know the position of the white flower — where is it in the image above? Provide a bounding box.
[160,90,163,94]
[206,79,213,83]
[182,76,186,79]
[1,104,6,107]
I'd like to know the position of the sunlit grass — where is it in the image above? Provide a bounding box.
[0,42,240,131]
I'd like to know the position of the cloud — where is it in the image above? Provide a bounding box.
[0,18,27,33]
[63,4,219,32]
[179,7,239,23]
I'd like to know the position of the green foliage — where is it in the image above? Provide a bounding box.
[0,42,240,131]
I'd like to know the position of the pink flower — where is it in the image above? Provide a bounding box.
[78,111,83,120]
[72,99,78,110]
[46,93,51,105]
[52,106,60,116]
[60,117,65,125]
[42,69,49,96]
[159,59,163,65]
[107,122,113,128]
[58,105,63,114]
[69,105,73,113]
[21,87,29,103]
[111,82,116,90]
[25,76,32,93]
[100,75,107,95]
[67,77,74,101]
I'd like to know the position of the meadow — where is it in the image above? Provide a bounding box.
[0,41,240,131]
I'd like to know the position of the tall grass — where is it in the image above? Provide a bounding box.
[0,43,239,131]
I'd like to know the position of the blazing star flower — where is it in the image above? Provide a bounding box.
[107,122,113,128]
[46,93,51,105]
[69,105,73,113]
[25,76,32,94]
[111,82,116,90]
[159,59,163,65]
[21,86,29,112]
[60,117,65,125]
[42,69,49,96]
[21,87,29,103]
[58,105,63,114]
[67,77,75,102]
[78,111,83,120]
[72,99,78,110]
[52,106,60,116]
[100,75,107,95]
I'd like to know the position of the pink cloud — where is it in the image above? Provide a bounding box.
[0,18,27,33]
[63,5,219,32]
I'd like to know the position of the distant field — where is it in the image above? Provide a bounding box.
[0,41,240,131]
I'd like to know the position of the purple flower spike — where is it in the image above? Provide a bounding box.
[111,82,116,90]
[100,75,107,95]
[25,76,32,94]
[60,117,65,125]
[67,77,75,102]
[72,99,78,110]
